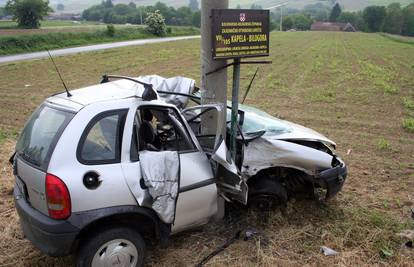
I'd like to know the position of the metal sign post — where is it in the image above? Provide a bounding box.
[211,9,270,161]
[230,58,241,159]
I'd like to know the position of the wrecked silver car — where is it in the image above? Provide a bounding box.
[11,74,346,267]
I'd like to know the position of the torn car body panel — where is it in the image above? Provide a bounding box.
[212,139,248,205]
[139,150,179,224]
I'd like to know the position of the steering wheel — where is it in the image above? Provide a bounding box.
[157,127,175,143]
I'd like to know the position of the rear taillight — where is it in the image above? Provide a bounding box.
[45,173,71,220]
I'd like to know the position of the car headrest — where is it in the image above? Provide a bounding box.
[139,121,155,144]
[142,109,153,122]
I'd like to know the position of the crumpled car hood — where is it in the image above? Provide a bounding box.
[265,120,336,147]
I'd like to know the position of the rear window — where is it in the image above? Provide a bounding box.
[16,105,74,170]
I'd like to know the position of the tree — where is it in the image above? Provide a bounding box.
[329,3,341,22]
[337,11,356,24]
[191,10,201,27]
[102,0,113,8]
[113,4,132,16]
[383,3,403,34]
[5,0,52,28]
[282,16,294,31]
[188,0,198,11]
[145,10,166,36]
[363,6,386,32]
[176,6,192,25]
[304,3,330,21]
[82,4,105,21]
[56,3,64,11]
[0,7,5,18]
[402,3,414,36]
[293,13,312,30]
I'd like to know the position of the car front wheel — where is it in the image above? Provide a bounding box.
[76,226,145,267]
[248,177,288,211]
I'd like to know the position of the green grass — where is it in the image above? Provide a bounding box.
[377,138,391,150]
[0,129,18,144]
[0,20,102,29]
[0,26,199,55]
[403,97,414,110]
[402,118,414,132]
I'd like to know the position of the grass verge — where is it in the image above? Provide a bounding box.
[0,20,102,29]
[0,26,199,55]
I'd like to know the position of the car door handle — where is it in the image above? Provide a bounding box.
[83,171,101,189]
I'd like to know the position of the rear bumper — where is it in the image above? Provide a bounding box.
[316,160,347,199]
[14,187,79,257]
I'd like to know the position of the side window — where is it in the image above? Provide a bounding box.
[138,107,195,152]
[78,110,127,164]
[182,107,220,154]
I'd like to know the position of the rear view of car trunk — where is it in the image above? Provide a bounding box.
[13,104,74,216]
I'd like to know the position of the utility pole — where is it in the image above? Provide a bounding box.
[200,0,228,221]
[280,6,283,31]
[268,2,288,31]
[200,0,229,138]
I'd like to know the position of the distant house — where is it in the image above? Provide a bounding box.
[311,22,356,32]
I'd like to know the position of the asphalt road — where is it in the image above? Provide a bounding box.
[0,35,200,64]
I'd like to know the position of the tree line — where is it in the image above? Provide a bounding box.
[82,0,201,27]
[278,2,414,36]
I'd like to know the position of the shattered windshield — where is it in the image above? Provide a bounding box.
[228,104,292,135]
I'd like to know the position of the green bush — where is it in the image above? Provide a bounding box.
[106,24,115,37]
[144,10,166,36]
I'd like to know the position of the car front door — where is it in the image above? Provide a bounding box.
[123,105,219,233]
[182,104,248,204]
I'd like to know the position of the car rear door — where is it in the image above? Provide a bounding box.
[182,104,248,204]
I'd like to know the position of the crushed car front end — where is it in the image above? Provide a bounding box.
[314,155,347,199]
[238,104,348,200]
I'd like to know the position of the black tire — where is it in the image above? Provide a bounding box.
[76,226,146,267]
[248,177,288,211]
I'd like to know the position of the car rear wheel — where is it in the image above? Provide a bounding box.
[76,226,145,267]
[248,177,288,211]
